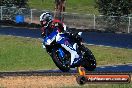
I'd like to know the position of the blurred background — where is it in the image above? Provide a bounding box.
[0,0,132,33]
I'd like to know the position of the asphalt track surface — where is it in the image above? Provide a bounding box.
[0,26,132,48]
[0,64,132,76]
[0,26,132,75]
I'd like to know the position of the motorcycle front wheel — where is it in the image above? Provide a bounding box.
[52,48,70,72]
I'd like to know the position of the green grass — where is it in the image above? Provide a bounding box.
[0,35,132,71]
[88,45,132,66]
[62,83,132,88]
[0,35,56,71]
[28,0,99,14]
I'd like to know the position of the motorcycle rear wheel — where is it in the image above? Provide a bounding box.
[81,46,96,71]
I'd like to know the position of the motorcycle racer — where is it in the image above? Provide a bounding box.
[40,12,82,66]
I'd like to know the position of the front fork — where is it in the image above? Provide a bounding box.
[58,48,65,58]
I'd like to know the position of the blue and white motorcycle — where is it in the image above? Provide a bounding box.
[43,27,96,72]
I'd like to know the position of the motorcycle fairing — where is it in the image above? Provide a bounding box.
[44,28,58,45]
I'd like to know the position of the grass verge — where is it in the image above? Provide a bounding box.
[28,0,99,14]
[62,82,132,88]
[0,35,132,71]
[0,35,56,71]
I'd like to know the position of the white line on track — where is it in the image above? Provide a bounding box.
[85,43,122,49]
[112,66,117,67]
[99,67,105,68]
[128,65,132,66]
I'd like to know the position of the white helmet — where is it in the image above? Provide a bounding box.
[40,12,53,27]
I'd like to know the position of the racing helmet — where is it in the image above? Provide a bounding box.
[40,12,53,27]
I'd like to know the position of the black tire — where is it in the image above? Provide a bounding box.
[76,76,87,85]
[81,47,96,71]
[52,48,70,72]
